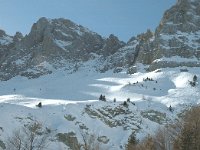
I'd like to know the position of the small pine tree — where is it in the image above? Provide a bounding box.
[98,95,107,101]
[102,95,106,101]
[123,101,128,107]
[37,102,42,108]
[189,81,196,87]
[126,133,137,150]
[127,98,130,102]
[99,94,103,101]
[193,75,197,82]
[169,105,173,112]
[113,98,116,102]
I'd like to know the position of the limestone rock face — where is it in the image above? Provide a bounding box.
[122,0,200,70]
[99,36,138,72]
[19,17,105,61]
[1,0,200,80]
[13,32,23,42]
[0,18,125,80]
[135,29,155,65]
[147,0,200,70]
[0,30,13,46]
[0,29,14,61]
[102,34,125,56]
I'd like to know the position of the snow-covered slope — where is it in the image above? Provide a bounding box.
[1,0,200,149]
[0,0,200,81]
[0,67,199,149]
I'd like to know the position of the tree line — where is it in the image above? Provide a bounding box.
[126,105,200,150]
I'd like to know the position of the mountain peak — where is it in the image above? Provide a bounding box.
[157,0,200,34]
[0,29,6,37]
[1,0,200,80]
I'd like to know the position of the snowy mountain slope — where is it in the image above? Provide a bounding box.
[0,18,125,81]
[1,0,200,149]
[0,67,200,149]
[0,32,12,46]
[0,0,200,81]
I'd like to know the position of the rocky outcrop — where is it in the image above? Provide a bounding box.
[113,0,200,71]
[0,29,14,64]
[102,34,125,56]
[1,0,200,80]
[19,17,105,61]
[147,0,200,70]
[13,32,23,43]
[0,18,125,80]
[135,29,155,65]
[0,29,13,46]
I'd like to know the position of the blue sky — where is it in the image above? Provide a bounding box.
[0,0,176,41]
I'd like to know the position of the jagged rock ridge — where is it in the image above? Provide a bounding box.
[0,18,124,80]
[139,0,200,70]
[0,0,200,80]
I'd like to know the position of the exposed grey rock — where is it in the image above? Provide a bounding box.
[148,60,200,71]
[127,66,137,74]
[1,0,200,80]
[0,30,6,37]
[137,0,200,70]
[13,32,23,42]
[113,67,123,73]
[102,34,125,56]
[135,29,155,65]
[0,18,124,80]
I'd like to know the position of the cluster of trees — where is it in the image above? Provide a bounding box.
[130,77,159,91]
[131,77,156,86]
[189,75,198,87]
[5,121,104,150]
[174,106,200,150]
[143,77,154,82]
[126,105,200,150]
[99,94,106,101]
[99,95,135,107]
[123,98,135,107]
[6,121,53,150]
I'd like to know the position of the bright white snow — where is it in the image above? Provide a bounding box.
[0,67,200,149]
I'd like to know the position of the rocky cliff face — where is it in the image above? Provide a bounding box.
[147,0,200,70]
[111,0,200,71]
[0,18,124,80]
[0,30,14,58]
[0,0,200,80]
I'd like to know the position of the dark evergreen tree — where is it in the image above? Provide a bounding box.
[37,102,42,108]
[126,133,137,150]
[193,75,197,82]
[123,101,128,106]
[169,105,173,112]
[189,81,196,87]
[99,94,103,101]
[102,95,106,101]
